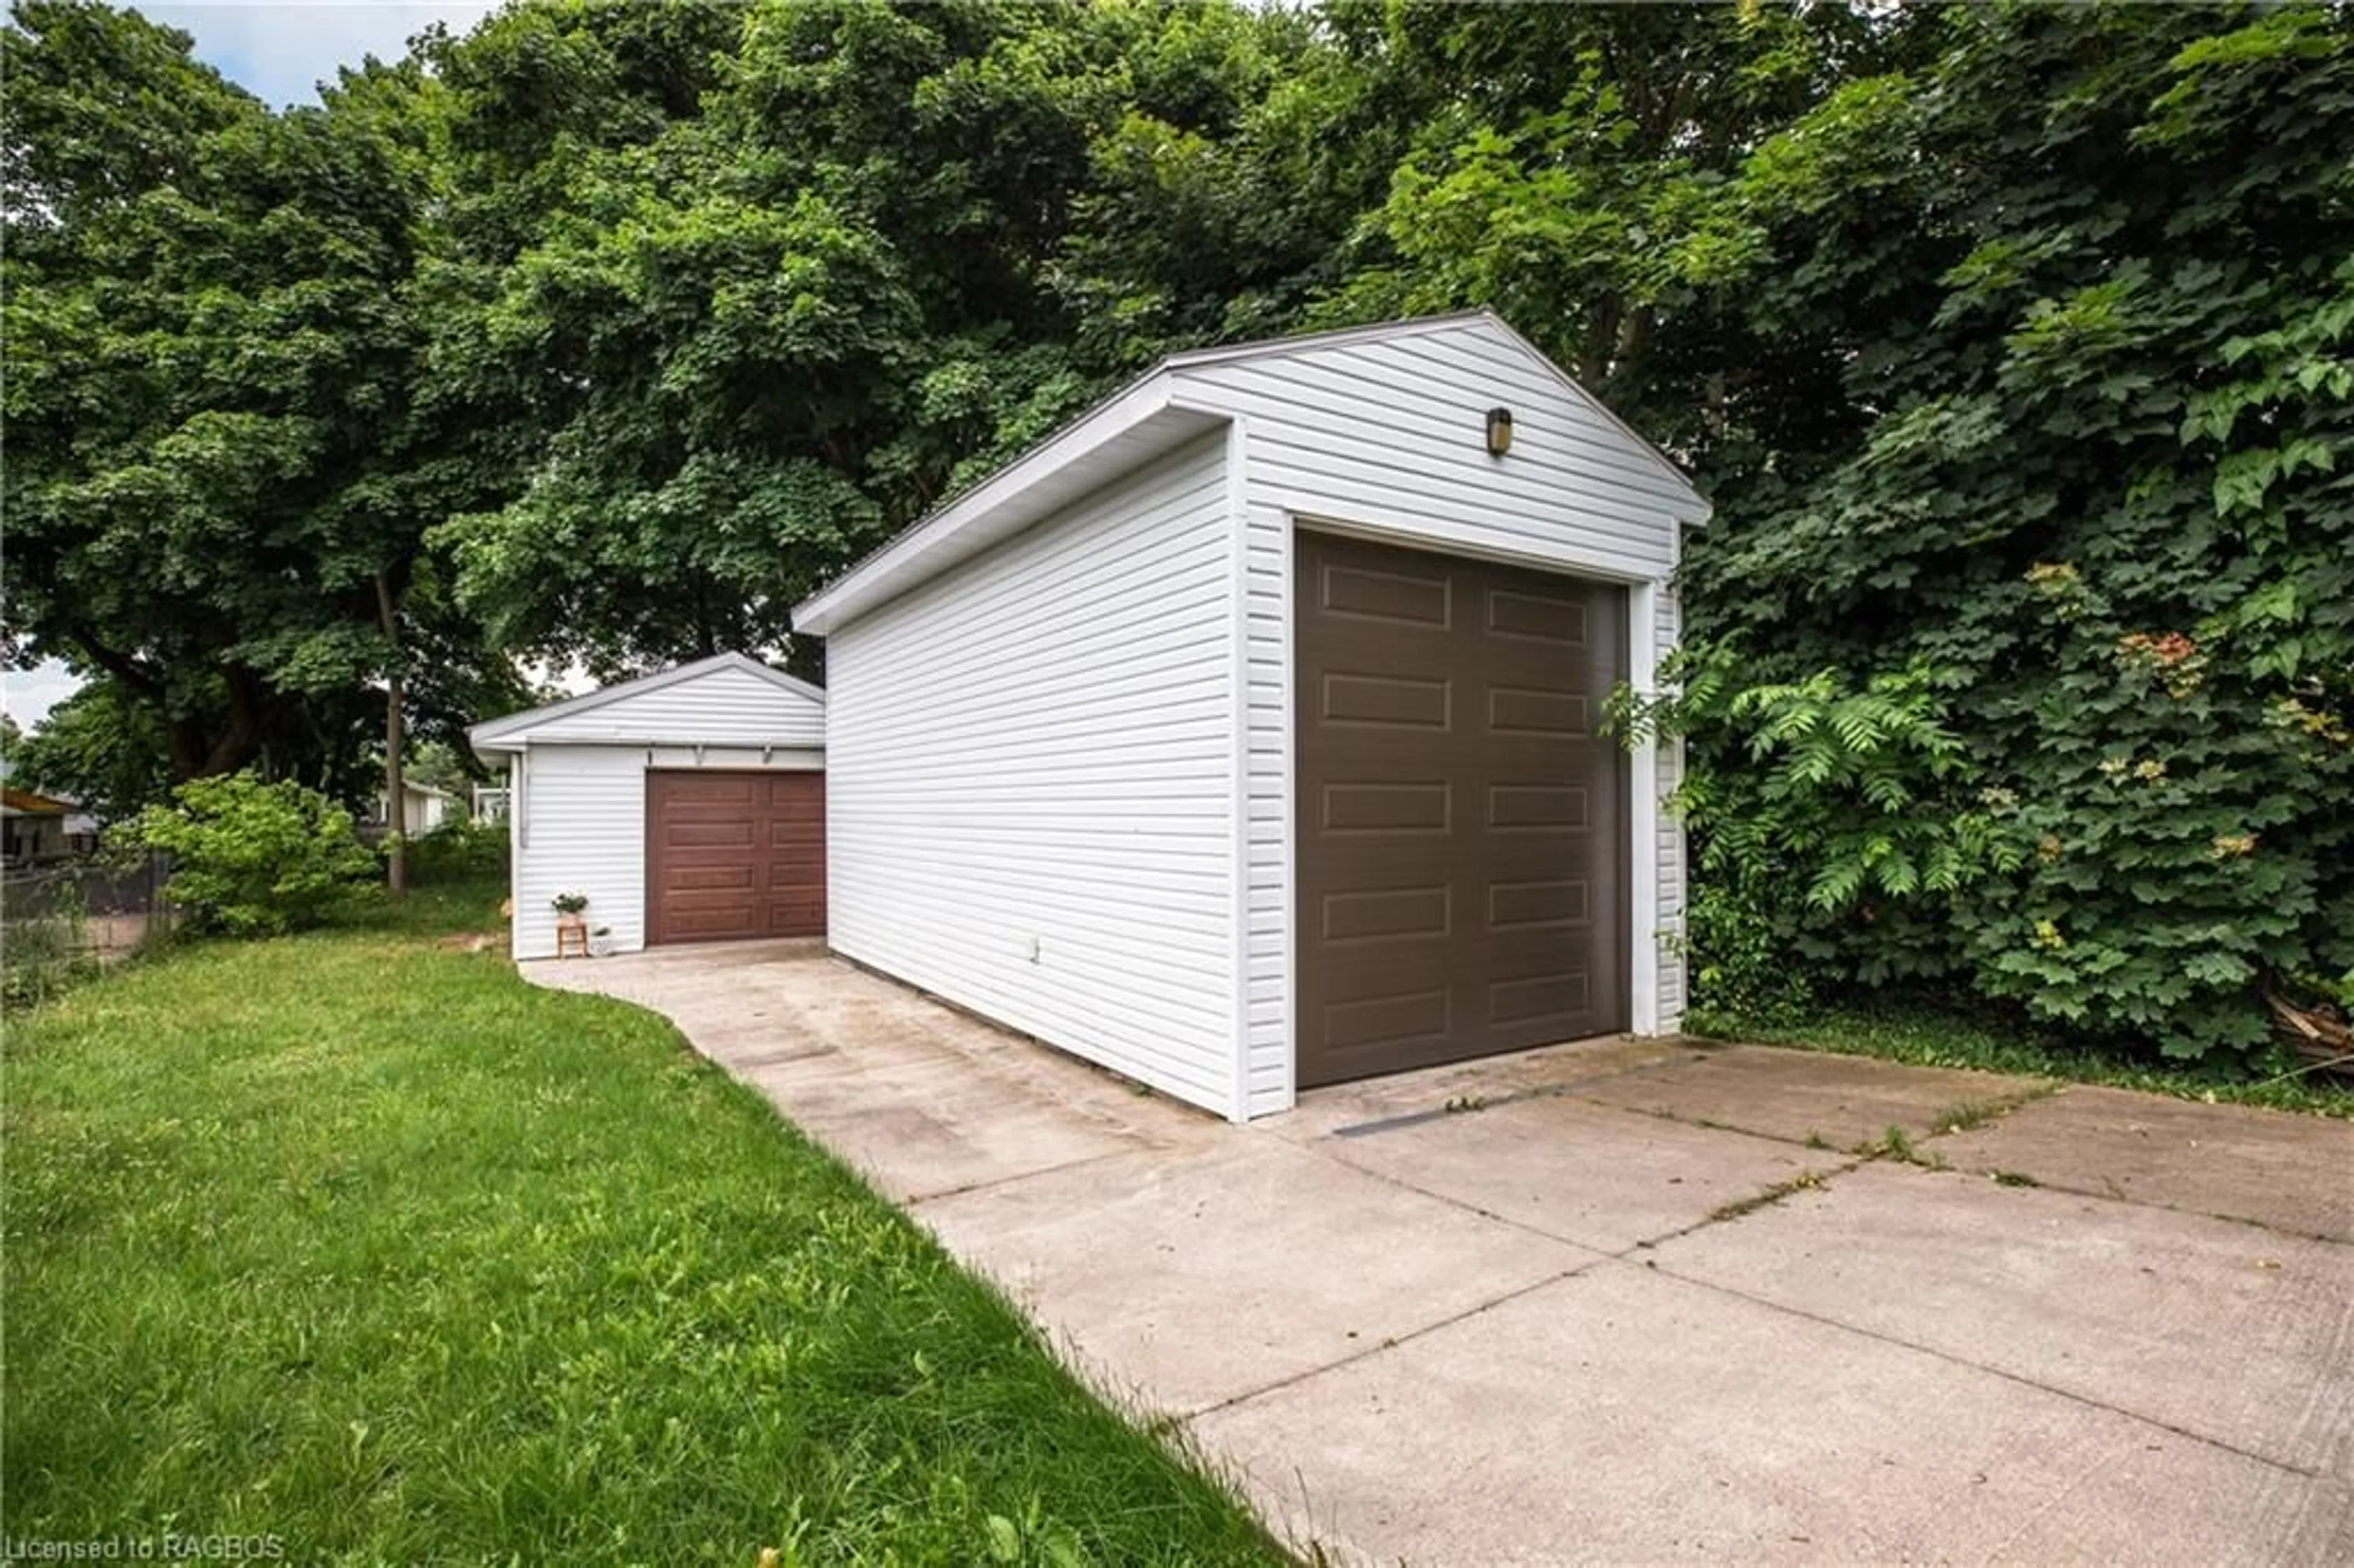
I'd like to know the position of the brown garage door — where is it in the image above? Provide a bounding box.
[1296,531,1628,1087]
[646,771,825,945]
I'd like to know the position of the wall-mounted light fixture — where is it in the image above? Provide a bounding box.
[1485,406,1514,457]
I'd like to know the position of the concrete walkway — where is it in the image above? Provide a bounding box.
[528,942,2354,1566]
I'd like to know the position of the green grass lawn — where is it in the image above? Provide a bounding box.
[3,881,1279,1565]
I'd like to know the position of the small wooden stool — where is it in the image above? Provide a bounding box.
[554,916,590,958]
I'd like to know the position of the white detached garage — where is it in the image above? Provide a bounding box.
[470,653,826,960]
[794,310,1709,1122]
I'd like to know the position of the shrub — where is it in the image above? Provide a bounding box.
[406,816,509,884]
[1621,634,2352,1066]
[1615,656,2019,1022]
[127,772,378,936]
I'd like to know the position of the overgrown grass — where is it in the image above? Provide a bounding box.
[1690,995,2354,1119]
[3,884,1279,1564]
[1,908,102,1010]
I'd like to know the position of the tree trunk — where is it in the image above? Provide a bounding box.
[376,570,406,897]
[199,666,269,776]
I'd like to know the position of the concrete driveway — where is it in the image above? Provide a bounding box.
[529,942,2354,1565]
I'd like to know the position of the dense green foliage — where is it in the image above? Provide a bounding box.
[1,0,528,796]
[2,887,1276,1561]
[126,772,379,934]
[6,0,2348,1064]
[1645,6,2354,1065]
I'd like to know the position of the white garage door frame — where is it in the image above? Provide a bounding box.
[1267,506,1675,1112]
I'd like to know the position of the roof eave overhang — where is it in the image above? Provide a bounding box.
[793,372,1230,637]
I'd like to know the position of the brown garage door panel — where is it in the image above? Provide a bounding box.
[646,771,826,945]
[1297,531,1628,1089]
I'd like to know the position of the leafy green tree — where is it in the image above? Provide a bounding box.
[1310,1,1921,443]
[1046,0,1381,362]
[1671,5,2354,1062]
[428,0,1336,678]
[2,4,514,824]
[2,681,176,821]
[428,0,998,675]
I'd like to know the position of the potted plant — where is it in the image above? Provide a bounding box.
[588,924,615,958]
[551,891,590,956]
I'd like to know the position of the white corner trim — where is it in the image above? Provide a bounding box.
[1628,579,1663,1036]
[1225,417,1254,1125]
[514,745,530,852]
[1274,514,1299,1116]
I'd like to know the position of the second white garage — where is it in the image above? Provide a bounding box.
[470,653,827,961]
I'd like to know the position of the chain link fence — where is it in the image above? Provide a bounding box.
[2,851,174,961]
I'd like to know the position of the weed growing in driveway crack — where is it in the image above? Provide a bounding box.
[1992,1171,2041,1187]
[1857,1124,1951,1170]
[1932,1099,2003,1134]
[1707,1170,1827,1224]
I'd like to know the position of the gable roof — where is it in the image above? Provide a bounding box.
[468,652,825,753]
[2,786,74,816]
[792,310,1708,637]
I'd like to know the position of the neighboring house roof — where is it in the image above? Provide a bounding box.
[792,309,1712,637]
[468,651,826,754]
[1,786,73,817]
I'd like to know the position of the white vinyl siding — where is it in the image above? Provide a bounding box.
[799,313,1699,1120]
[511,747,645,961]
[1176,321,1685,585]
[482,656,829,961]
[515,664,824,748]
[1207,319,1696,1116]
[506,745,825,962]
[822,434,1241,1116]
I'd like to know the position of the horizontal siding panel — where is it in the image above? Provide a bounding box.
[1202,354,1692,518]
[828,842,1229,891]
[825,875,1235,988]
[834,693,1229,759]
[511,748,646,960]
[825,433,1242,1117]
[1204,338,1677,492]
[1397,337,1697,494]
[842,566,1230,682]
[1200,391,1680,554]
[1247,427,1674,554]
[1255,463,1664,580]
[527,666,825,747]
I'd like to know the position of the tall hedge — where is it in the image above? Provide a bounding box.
[1673,6,2354,1062]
